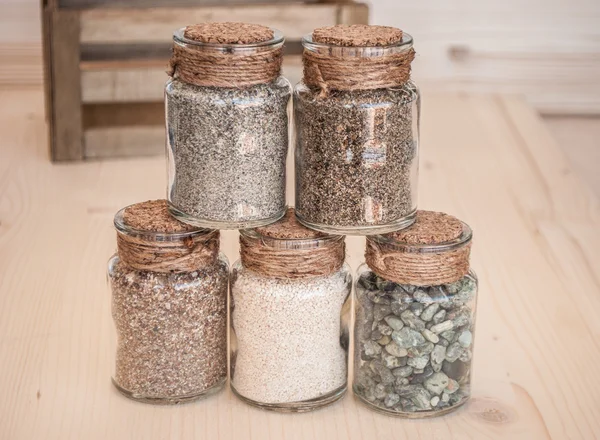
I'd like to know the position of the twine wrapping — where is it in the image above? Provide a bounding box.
[365,238,471,286]
[240,234,345,279]
[117,230,220,273]
[239,208,345,279]
[167,23,283,88]
[365,210,472,286]
[303,47,415,95]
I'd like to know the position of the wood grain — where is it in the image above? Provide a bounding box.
[80,57,303,104]
[544,115,600,197]
[0,43,43,86]
[56,0,318,8]
[44,9,83,161]
[0,88,599,439]
[371,1,600,115]
[79,3,369,44]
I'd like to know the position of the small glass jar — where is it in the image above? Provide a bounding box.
[108,201,229,404]
[353,211,477,417]
[294,26,419,235]
[230,209,351,412]
[166,24,291,229]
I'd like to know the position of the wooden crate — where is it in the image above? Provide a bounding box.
[57,0,319,7]
[42,1,369,161]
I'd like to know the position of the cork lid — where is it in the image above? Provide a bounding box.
[387,211,465,245]
[121,200,198,234]
[254,208,326,240]
[312,24,403,47]
[240,208,345,278]
[366,210,472,285]
[183,22,274,45]
[116,200,219,272]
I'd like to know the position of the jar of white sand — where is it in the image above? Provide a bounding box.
[230,208,351,412]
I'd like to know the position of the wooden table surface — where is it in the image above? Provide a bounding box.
[0,88,599,440]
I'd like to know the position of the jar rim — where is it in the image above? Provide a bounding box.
[367,221,472,254]
[239,228,344,250]
[302,32,413,52]
[113,207,216,242]
[173,27,285,49]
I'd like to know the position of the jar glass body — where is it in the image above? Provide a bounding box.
[166,32,292,230]
[230,259,352,412]
[294,36,419,235]
[108,252,229,404]
[353,263,477,417]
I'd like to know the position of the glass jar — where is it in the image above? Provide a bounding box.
[166,24,291,229]
[108,200,228,404]
[353,211,477,417]
[230,209,351,412]
[294,25,419,235]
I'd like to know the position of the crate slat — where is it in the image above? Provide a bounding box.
[58,0,318,9]
[45,9,84,161]
[84,126,165,158]
[80,57,304,103]
[79,3,367,44]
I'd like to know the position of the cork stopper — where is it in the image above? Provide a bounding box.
[169,22,283,88]
[303,24,414,93]
[123,200,197,234]
[183,22,274,45]
[116,200,219,273]
[388,211,463,245]
[365,210,472,286]
[254,208,326,240]
[240,208,344,279]
[312,24,403,47]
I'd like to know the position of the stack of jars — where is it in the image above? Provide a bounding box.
[107,22,478,418]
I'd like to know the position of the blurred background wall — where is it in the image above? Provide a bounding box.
[0,0,598,190]
[3,0,599,114]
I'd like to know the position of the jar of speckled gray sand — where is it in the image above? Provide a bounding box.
[230,208,351,412]
[166,22,291,229]
[354,210,477,417]
[294,24,419,235]
[107,200,228,404]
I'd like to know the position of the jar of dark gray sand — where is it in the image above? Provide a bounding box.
[108,200,228,404]
[166,22,291,229]
[294,24,419,235]
[354,210,477,417]
[230,208,351,412]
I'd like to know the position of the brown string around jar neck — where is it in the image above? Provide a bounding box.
[365,211,472,286]
[115,200,219,273]
[168,22,284,88]
[303,24,416,95]
[240,208,345,279]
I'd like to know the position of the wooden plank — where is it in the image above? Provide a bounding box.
[83,103,164,158]
[80,56,303,103]
[81,66,165,103]
[41,4,53,149]
[371,1,600,115]
[544,115,600,197]
[84,126,164,158]
[79,3,366,44]
[79,41,303,63]
[3,90,600,438]
[47,9,83,161]
[416,51,600,115]
[336,2,369,25]
[83,102,164,128]
[57,0,317,8]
